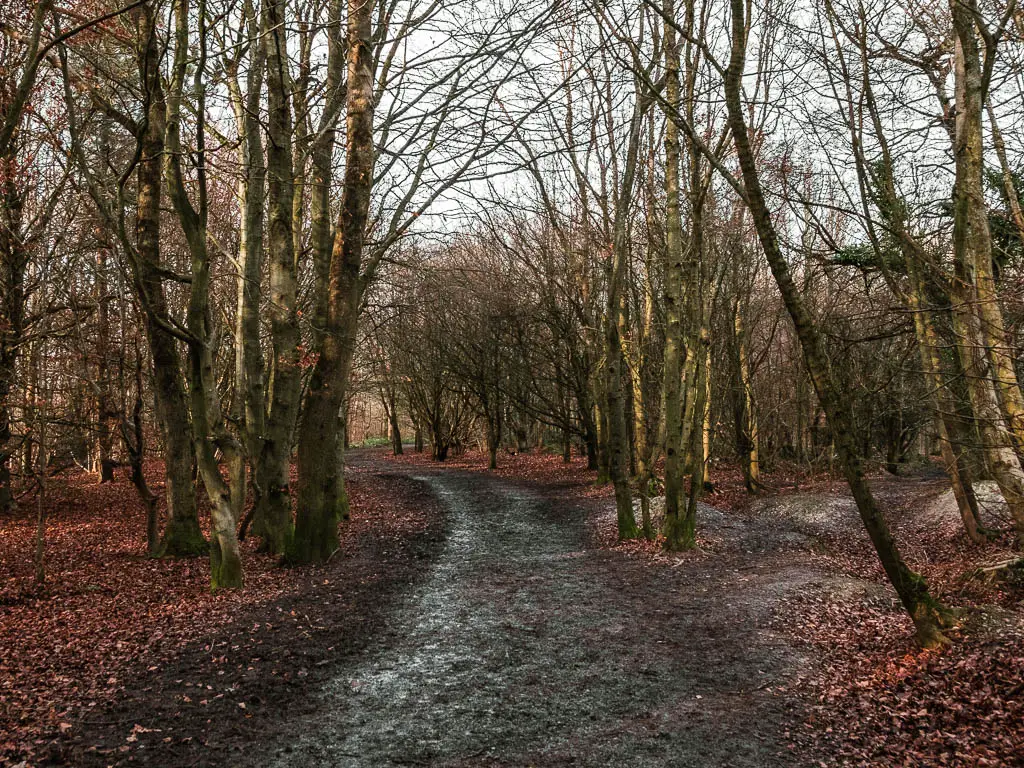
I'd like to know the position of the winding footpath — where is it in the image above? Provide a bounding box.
[271,465,822,767]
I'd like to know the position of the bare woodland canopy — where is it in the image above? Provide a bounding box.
[3,0,1024,648]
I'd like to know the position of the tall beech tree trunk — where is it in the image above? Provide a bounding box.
[950,0,1024,454]
[949,0,1024,543]
[661,0,691,550]
[724,0,950,647]
[228,0,266,533]
[250,0,304,555]
[166,0,243,587]
[604,88,646,541]
[631,220,660,541]
[291,0,375,563]
[133,5,204,557]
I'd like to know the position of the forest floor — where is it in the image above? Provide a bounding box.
[0,449,1021,766]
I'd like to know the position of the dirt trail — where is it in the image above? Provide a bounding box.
[48,455,876,767]
[269,459,835,767]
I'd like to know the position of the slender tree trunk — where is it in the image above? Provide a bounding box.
[701,342,712,488]
[228,0,267,533]
[733,295,760,492]
[661,0,691,549]
[579,396,599,470]
[167,0,243,587]
[388,389,403,455]
[723,0,951,647]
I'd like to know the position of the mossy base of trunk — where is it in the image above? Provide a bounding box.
[914,619,952,649]
[287,493,344,565]
[210,541,243,589]
[158,516,207,557]
[614,483,638,541]
[286,518,340,564]
[253,488,294,555]
[662,510,696,551]
[906,571,957,649]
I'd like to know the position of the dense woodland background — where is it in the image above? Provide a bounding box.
[2,0,1024,665]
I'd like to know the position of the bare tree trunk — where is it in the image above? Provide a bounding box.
[292,0,376,563]
[228,0,266,533]
[386,387,403,455]
[950,1,1024,453]
[248,0,305,554]
[661,0,691,549]
[701,342,712,488]
[723,0,951,647]
[732,295,760,492]
[166,0,242,587]
[132,5,204,558]
[950,1,1024,543]
[604,87,646,541]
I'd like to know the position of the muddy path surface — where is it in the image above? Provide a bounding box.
[269,455,828,767]
[49,453,858,767]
